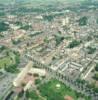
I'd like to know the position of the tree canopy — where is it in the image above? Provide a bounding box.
[0,22,9,32]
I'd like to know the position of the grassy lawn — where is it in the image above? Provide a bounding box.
[26,90,44,100]
[0,57,13,68]
[0,51,20,73]
[38,79,91,100]
[0,52,15,69]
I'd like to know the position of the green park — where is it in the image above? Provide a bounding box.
[0,50,20,73]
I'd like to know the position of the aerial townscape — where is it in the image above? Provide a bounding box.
[0,0,98,100]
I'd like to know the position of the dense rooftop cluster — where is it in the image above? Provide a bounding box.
[0,0,98,100]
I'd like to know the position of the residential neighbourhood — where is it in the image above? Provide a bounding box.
[0,0,98,100]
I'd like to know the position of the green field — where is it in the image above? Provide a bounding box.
[0,57,13,68]
[0,52,15,69]
[0,51,20,73]
[38,79,91,100]
[25,90,43,100]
